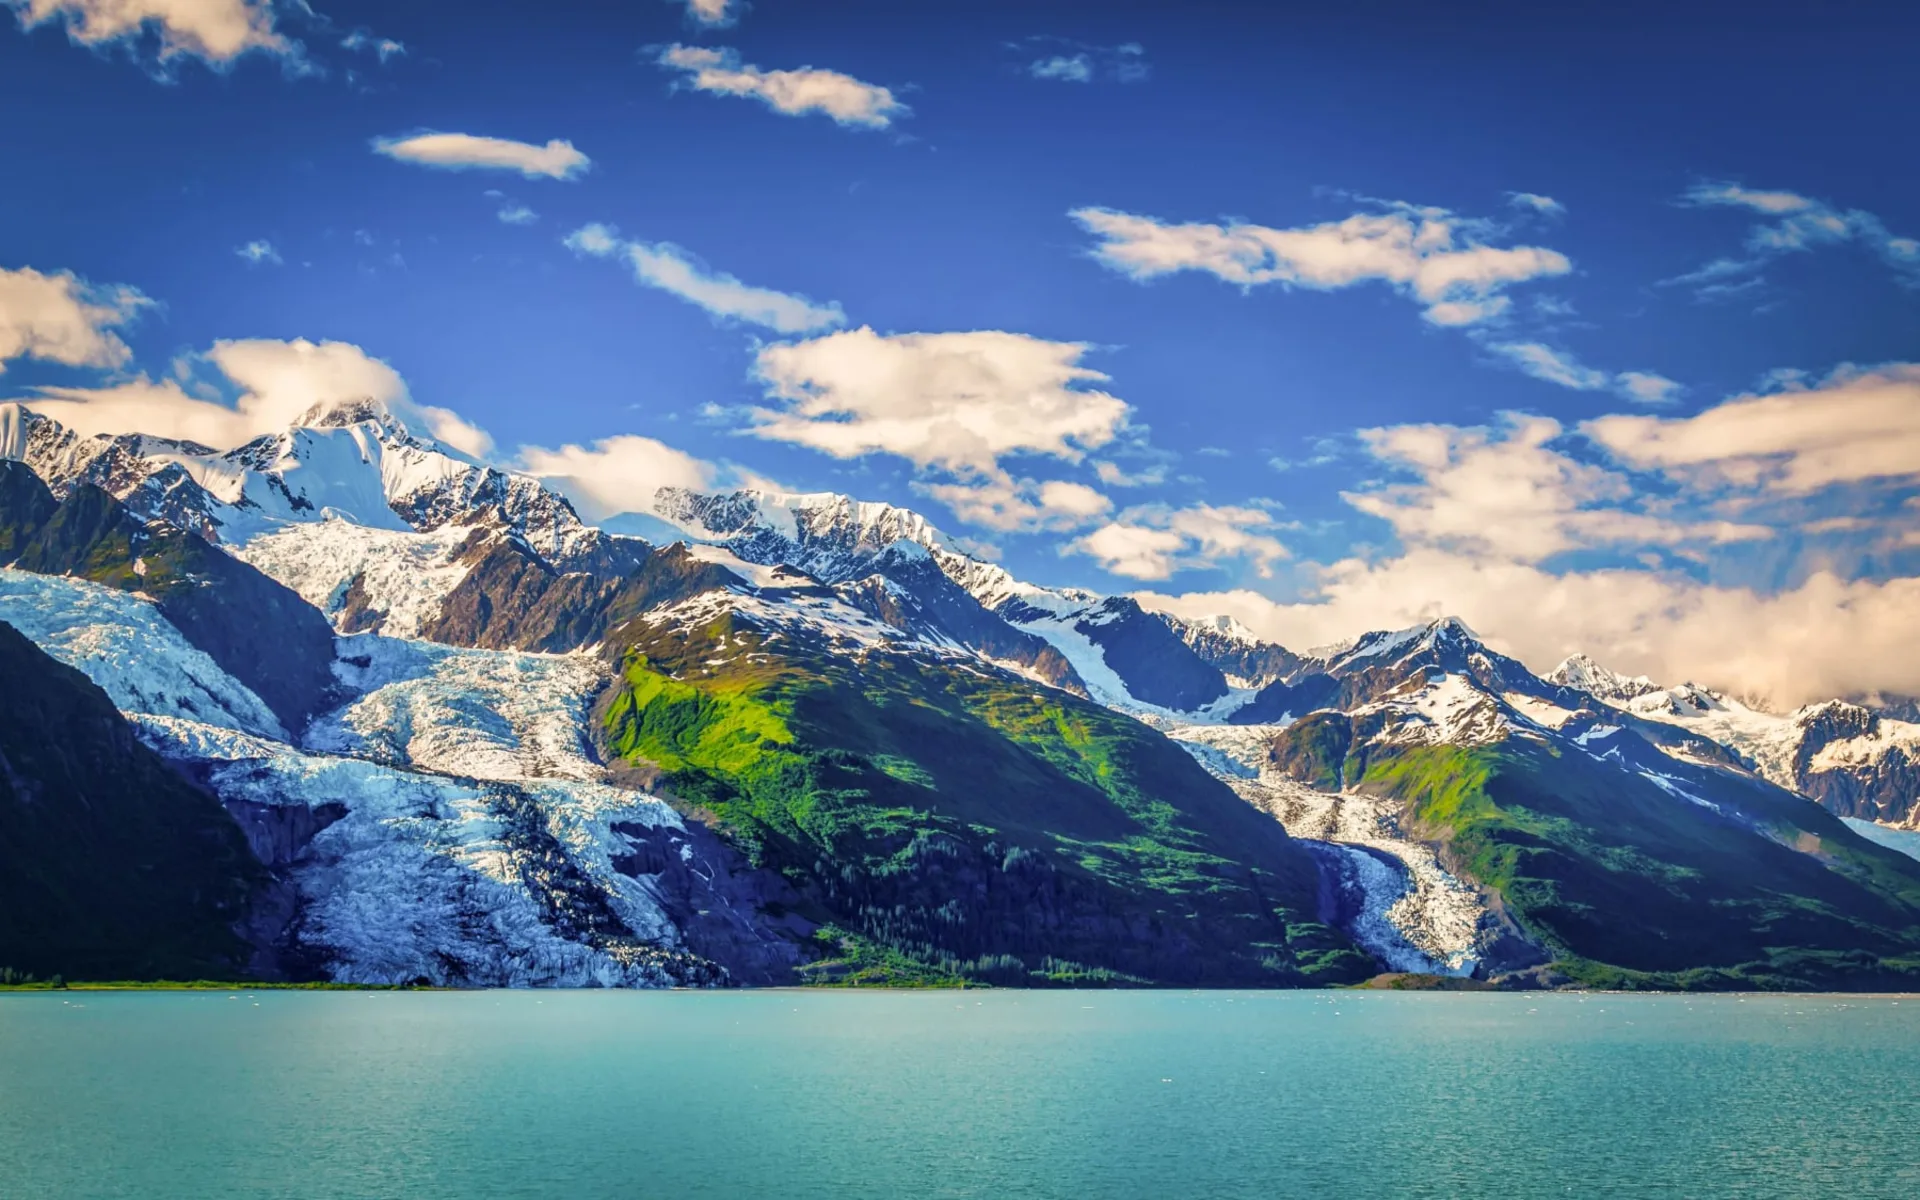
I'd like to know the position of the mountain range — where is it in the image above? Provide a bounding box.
[3,397,1918,990]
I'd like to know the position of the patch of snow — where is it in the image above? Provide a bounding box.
[1504,691,1580,730]
[0,569,286,739]
[234,519,477,637]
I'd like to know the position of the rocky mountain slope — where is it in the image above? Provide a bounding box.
[0,619,260,981]
[3,399,1919,989]
[1548,656,1920,828]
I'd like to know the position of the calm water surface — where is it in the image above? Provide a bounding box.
[1,990,1914,1199]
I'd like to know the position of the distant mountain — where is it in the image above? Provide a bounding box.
[3,398,1919,990]
[1549,659,1920,828]
[1190,617,1920,989]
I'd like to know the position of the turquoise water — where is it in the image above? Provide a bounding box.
[2,991,1916,1199]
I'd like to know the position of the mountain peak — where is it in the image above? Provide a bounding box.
[292,396,400,433]
[1550,652,1661,702]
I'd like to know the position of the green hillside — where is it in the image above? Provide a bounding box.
[598,610,1373,987]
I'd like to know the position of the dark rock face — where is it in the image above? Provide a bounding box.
[0,476,339,730]
[421,534,739,653]
[1161,615,1305,688]
[1792,704,1920,823]
[606,814,814,986]
[0,621,263,980]
[1069,598,1231,711]
[835,548,1086,694]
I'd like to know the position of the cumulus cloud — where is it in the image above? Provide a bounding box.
[1585,363,1920,495]
[654,44,908,129]
[235,239,281,266]
[1070,503,1289,581]
[373,132,591,181]
[517,434,719,521]
[918,472,1111,533]
[748,327,1130,476]
[1346,415,1770,563]
[1132,364,1920,704]
[565,223,844,334]
[1487,342,1681,405]
[6,0,301,74]
[21,336,494,458]
[1672,181,1920,294]
[0,265,150,375]
[674,0,741,27]
[1070,200,1570,328]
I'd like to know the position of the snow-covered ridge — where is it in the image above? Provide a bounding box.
[0,400,603,567]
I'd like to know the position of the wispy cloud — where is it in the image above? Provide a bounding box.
[1071,198,1570,328]
[1507,192,1565,215]
[340,29,404,63]
[1669,181,1920,298]
[565,223,844,334]
[1486,342,1680,405]
[496,204,537,226]
[652,44,909,129]
[372,132,591,180]
[235,239,282,266]
[1014,37,1148,84]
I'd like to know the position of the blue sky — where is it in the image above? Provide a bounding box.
[3,0,1918,702]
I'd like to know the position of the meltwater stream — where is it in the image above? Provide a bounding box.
[2,990,1916,1199]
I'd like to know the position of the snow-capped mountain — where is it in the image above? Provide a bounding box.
[0,399,624,570]
[6,395,1920,991]
[1549,658,1920,828]
[650,485,1299,717]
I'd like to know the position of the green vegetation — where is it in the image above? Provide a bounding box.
[0,975,432,992]
[1338,738,1920,990]
[599,612,1374,988]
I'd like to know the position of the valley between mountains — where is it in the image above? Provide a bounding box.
[4,398,1920,991]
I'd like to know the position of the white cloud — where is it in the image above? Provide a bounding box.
[1070,503,1289,581]
[6,0,300,73]
[235,239,281,266]
[340,29,403,62]
[654,44,908,129]
[0,265,150,375]
[918,472,1111,532]
[1487,341,1681,405]
[517,434,718,521]
[1507,192,1565,215]
[1585,363,1920,495]
[565,223,843,334]
[496,204,538,226]
[22,336,494,457]
[372,132,591,181]
[1346,415,1770,563]
[1070,201,1571,327]
[675,0,740,27]
[748,327,1131,475]
[1139,552,1920,710]
[1029,53,1091,82]
[1676,181,1920,288]
[1134,366,1920,704]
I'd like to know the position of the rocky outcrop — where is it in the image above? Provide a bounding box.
[0,474,339,729]
[0,621,262,980]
